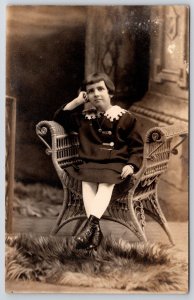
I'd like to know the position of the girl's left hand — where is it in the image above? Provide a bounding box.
[121,165,134,179]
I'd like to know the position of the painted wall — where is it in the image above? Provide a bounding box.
[6,6,86,184]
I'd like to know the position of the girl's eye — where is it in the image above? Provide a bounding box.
[98,87,104,91]
[87,89,94,94]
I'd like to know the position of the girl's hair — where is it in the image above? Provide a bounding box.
[81,72,115,95]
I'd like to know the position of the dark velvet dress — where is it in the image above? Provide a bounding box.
[53,105,143,184]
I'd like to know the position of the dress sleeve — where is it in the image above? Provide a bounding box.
[120,113,144,172]
[53,105,83,133]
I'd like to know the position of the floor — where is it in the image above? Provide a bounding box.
[5,219,189,294]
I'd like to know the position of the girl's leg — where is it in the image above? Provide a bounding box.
[82,181,98,217]
[90,183,115,219]
[75,182,114,250]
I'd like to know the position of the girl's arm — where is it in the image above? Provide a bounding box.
[53,92,88,132]
[63,92,88,111]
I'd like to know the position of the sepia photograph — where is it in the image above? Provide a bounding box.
[5,5,189,294]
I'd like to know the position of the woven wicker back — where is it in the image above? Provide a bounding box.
[55,133,81,170]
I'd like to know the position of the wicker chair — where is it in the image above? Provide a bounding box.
[36,120,188,245]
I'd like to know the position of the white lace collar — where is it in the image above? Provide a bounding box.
[82,109,103,120]
[104,105,127,121]
[83,105,127,122]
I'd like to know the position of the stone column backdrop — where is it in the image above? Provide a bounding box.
[130,6,189,221]
[85,5,189,221]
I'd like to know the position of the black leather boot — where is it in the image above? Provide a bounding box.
[87,225,103,250]
[74,215,102,250]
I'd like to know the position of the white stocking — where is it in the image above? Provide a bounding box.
[82,181,115,219]
[82,181,98,217]
[90,183,115,218]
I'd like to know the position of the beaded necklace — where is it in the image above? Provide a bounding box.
[96,115,112,136]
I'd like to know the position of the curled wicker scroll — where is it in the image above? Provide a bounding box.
[145,124,188,143]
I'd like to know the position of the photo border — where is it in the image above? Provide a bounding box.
[1,0,192,299]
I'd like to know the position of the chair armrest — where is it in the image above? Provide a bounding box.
[36,120,68,155]
[131,122,188,185]
[36,120,68,136]
[145,123,188,143]
[145,123,188,157]
[36,120,81,180]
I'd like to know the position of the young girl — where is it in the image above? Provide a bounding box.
[54,73,143,250]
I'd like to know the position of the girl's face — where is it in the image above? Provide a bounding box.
[86,80,112,112]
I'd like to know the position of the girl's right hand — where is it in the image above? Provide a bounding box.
[77,91,88,104]
[63,91,88,111]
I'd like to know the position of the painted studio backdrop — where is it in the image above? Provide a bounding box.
[6,5,188,228]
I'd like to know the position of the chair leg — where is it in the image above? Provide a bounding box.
[50,188,69,235]
[128,199,147,242]
[50,200,67,235]
[146,194,175,245]
[72,218,85,236]
[160,219,175,245]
